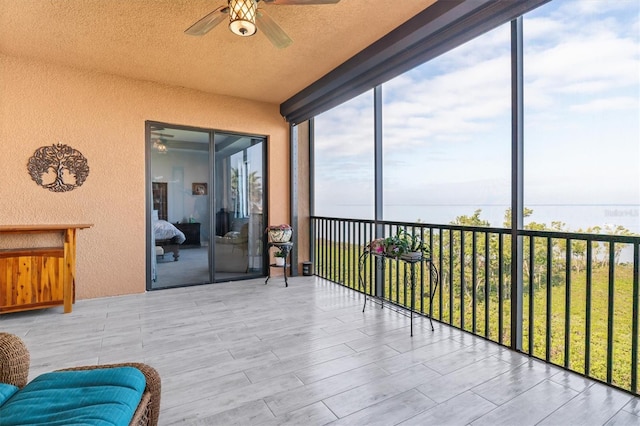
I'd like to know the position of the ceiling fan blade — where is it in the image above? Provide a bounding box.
[256,10,292,49]
[263,0,340,4]
[185,6,227,36]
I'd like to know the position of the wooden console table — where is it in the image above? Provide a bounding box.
[0,224,92,314]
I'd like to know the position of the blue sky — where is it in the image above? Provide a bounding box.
[314,0,639,233]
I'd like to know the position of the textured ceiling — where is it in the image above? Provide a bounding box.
[0,0,436,104]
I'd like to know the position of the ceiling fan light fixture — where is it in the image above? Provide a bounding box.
[229,0,258,37]
[153,139,168,154]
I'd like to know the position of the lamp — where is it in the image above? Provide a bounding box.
[229,0,257,37]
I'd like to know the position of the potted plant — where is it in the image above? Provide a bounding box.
[365,229,429,261]
[366,237,386,255]
[274,250,286,266]
[382,231,410,258]
[265,224,292,243]
[399,230,430,261]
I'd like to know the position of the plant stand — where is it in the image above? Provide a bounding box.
[265,241,293,287]
[358,251,439,336]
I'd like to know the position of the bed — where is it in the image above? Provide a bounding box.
[154,220,186,261]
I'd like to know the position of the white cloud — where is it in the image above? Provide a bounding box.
[563,0,638,16]
[524,16,565,41]
[382,53,511,149]
[571,96,639,112]
[525,36,639,94]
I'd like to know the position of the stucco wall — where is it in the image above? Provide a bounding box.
[0,54,289,299]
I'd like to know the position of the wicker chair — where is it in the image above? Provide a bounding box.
[0,332,161,426]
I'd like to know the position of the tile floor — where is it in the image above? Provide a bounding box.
[1,277,639,425]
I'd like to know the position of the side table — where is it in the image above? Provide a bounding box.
[265,241,293,287]
[359,252,439,336]
[174,222,201,247]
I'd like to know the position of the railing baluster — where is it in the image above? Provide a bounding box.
[325,218,329,278]
[439,229,444,322]
[485,232,490,339]
[323,219,328,278]
[321,218,323,274]
[631,242,639,393]
[310,219,324,276]
[336,220,348,284]
[370,222,374,296]
[565,239,572,369]
[529,235,534,355]
[344,220,348,286]
[352,221,356,289]
[546,237,552,363]
[472,231,477,334]
[354,221,359,289]
[324,218,328,279]
[607,242,615,384]
[420,227,425,315]
[391,226,395,302]
[460,230,466,331]
[331,219,336,281]
[320,218,324,278]
[585,240,592,377]
[498,233,504,345]
[458,231,466,330]
[361,222,367,294]
[343,220,348,286]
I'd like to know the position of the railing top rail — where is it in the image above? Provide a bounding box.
[311,216,640,244]
[520,229,640,244]
[311,216,509,234]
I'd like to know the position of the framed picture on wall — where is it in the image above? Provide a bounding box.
[192,182,207,195]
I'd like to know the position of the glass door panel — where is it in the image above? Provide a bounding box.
[150,126,211,289]
[213,133,265,280]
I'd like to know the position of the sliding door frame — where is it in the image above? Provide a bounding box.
[145,120,268,290]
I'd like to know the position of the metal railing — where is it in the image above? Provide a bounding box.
[311,216,640,396]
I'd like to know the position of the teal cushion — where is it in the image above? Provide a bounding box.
[0,367,146,426]
[0,383,19,405]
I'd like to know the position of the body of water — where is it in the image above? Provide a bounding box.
[319,203,640,235]
[318,203,639,262]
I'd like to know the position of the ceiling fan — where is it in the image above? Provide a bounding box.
[185,0,341,49]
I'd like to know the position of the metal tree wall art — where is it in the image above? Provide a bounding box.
[27,143,90,192]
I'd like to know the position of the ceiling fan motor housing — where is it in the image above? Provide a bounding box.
[229,0,258,36]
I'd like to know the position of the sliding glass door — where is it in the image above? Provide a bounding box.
[147,122,265,289]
